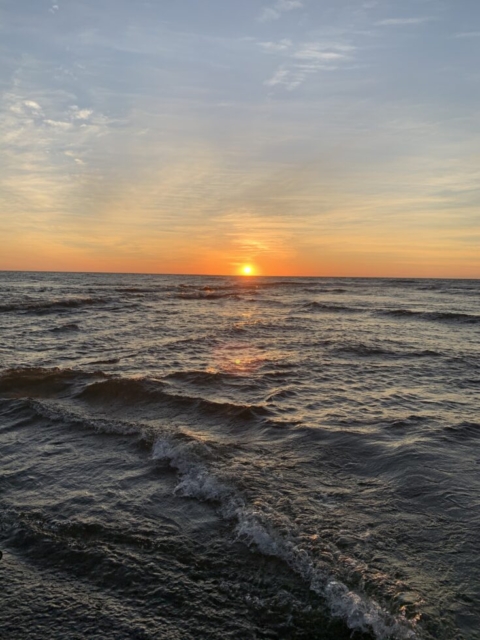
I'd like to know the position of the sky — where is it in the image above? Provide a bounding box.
[0,0,479,277]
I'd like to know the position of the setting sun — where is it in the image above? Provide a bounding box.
[241,265,254,276]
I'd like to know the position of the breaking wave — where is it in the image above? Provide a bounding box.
[152,437,418,640]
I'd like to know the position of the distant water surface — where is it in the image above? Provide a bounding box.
[0,272,479,639]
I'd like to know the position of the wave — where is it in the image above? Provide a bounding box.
[415,284,442,291]
[175,280,316,301]
[441,421,480,441]
[0,367,273,427]
[115,287,157,294]
[1,385,420,639]
[0,367,105,397]
[79,377,272,422]
[305,303,480,324]
[247,280,312,291]
[332,344,440,359]
[303,302,361,313]
[152,437,418,640]
[179,280,304,290]
[383,415,430,429]
[380,309,480,324]
[0,365,296,448]
[256,280,309,288]
[49,323,81,333]
[179,284,237,291]
[303,287,348,294]
[177,291,242,300]
[87,358,120,366]
[163,370,241,386]
[386,279,419,287]
[0,297,107,314]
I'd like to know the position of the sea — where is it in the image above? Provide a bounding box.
[0,271,479,640]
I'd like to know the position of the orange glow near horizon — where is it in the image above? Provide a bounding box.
[1,235,479,279]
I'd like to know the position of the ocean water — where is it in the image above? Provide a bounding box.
[0,271,479,640]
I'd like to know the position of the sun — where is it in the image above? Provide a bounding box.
[241,264,254,276]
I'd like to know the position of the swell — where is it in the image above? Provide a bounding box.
[115,286,158,294]
[0,367,272,425]
[380,309,480,324]
[384,279,419,287]
[302,301,361,313]
[177,290,242,300]
[303,287,348,294]
[164,370,244,386]
[0,367,107,398]
[178,280,305,291]
[0,297,107,314]
[303,302,480,325]
[49,323,81,333]
[79,377,272,423]
[441,421,480,442]
[331,344,440,359]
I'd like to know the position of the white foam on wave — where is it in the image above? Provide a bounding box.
[152,438,231,502]
[323,580,414,639]
[13,394,418,639]
[20,400,419,639]
[152,436,418,640]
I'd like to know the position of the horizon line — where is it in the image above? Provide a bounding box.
[0,269,478,281]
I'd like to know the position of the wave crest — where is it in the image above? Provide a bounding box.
[152,435,418,640]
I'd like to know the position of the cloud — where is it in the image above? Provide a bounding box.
[258,0,303,23]
[453,32,480,39]
[0,74,113,236]
[264,63,338,90]
[294,46,349,62]
[44,119,72,130]
[262,40,354,90]
[375,17,434,26]
[264,67,290,88]
[258,39,292,52]
[70,106,94,120]
[65,150,86,165]
[23,100,42,111]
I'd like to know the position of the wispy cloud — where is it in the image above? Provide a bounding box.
[258,39,292,52]
[293,43,353,61]
[258,0,304,23]
[219,211,297,263]
[453,31,480,39]
[262,40,354,90]
[264,67,291,88]
[376,17,434,27]
[0,69,113,227]
[44,119,72,130]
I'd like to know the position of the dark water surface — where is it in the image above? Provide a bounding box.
[0,272,479,639]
